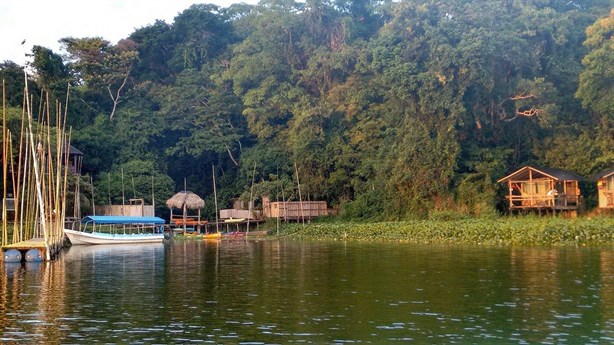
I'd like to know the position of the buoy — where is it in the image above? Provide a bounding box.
[4,249,22,263]
[25,249,43,262]
[25,262,42,271]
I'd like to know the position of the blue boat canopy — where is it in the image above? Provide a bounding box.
[81,216,165,225]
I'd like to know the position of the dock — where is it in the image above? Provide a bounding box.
[2,238,63,263]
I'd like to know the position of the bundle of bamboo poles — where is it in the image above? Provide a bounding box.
[2,76,72,260]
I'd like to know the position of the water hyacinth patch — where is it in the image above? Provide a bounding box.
[276,217,614,246]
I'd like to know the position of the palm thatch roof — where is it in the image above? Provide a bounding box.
[166,191,205,209]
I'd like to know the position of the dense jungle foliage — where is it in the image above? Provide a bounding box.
[1,0,612,220]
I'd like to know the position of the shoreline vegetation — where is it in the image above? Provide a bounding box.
[271,216,614,246]
[2,3,612,228]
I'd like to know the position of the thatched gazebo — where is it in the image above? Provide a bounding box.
[166,191,206,233]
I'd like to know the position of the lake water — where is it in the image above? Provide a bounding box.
[1,240,612,344]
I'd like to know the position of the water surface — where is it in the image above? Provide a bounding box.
[1,240,612,343]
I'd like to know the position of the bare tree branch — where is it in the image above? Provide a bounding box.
[107,71,130,120]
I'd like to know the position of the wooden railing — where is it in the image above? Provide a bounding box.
[506,194,578,208]
[170,216,207,226]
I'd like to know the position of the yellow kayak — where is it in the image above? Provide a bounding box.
[203,232,222,240]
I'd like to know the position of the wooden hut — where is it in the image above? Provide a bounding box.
[67,145,83,175]
[166,191,206,233]
[595,167,614,210]
[262,197,328,220]
[498,166,582,216]
[95,198,155,217]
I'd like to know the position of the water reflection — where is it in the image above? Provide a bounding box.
[0,259,67,342]
[0,241,612,343]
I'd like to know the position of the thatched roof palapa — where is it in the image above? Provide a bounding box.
[166,191,205,209]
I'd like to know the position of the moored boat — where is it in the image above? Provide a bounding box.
[203,232,222,240]
[64,216,166,245]
[222,231,245,239]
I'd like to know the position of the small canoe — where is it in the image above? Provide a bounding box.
[203,232,222,240]
[223,231,245,239]
[224,218,245,223]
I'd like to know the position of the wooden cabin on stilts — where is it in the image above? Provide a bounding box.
[595,167,614,215]
[498,165,583,217]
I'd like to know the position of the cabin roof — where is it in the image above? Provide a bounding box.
[69,145,83,156]
[593,167,614,180]
[166,191,205,209]
[497,165,583,183]
[81,215,165,224]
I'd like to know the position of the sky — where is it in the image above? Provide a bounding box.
[0,0,259,66]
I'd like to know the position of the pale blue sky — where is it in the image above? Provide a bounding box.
[0,0,259,65]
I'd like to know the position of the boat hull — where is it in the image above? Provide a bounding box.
[222,231,245,239]
[64,229,165,245]
[203,232,222,240]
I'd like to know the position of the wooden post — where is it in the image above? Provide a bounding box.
[151,176,155,216]
[276,165,280,235]
[247,162,256,236]
[294,163,305,226]
[91,175,96,216]
[182,204,187,235]
[25,77,50,260]
[121,168,125,214]
[108,173,112,206]
[2,80,7,247]
[213,165,219,234]
[529,169,533,207]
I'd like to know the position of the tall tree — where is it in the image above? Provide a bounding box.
[576,9,614,128]
[0,62,30,107]
[30,45,71,100]
[156,68,245,166]
[61,37,138,119]
[169,4,235,72]
[575,8,614,172]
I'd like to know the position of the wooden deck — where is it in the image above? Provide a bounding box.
[170,217,208,226]
[2,238,63,262]
[505,194,579,210]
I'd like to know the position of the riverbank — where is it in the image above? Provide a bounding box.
[275,216,614,246]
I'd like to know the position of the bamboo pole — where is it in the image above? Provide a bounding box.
[73,171,79,217]
[2,80,7,247]
[212,165,219,234]
[108,173,112,205]
[276,165,280,235]
[182,178,187,234]
[62,83,71,236]
[19,132,30,242]
[91,175,96,216]
[151,176,155,216]
[4,133,15,246]
[61,128,72,247]
[281,173,287,223]
[13,88,27,243]
[25,77,50,261]
[54,101,62,249]
[246,162,256,236]
[294,162,305,226]
[121,168,125,213]
[131,176,136,199]
[44,97,54,242]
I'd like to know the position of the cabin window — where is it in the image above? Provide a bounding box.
[521,183,532,195]
[608,176,614,191]
[534,181,549,195]
[565,181,578,195]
